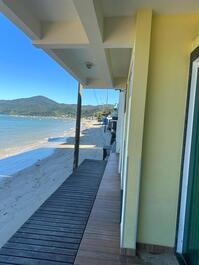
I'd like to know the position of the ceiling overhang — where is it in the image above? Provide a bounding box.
[1,0,199,89]
[0,0,134,89]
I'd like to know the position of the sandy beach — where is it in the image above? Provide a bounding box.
[0,120,110,248]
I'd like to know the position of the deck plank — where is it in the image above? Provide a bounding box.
[0,159,106,265]
[74,154,146,265]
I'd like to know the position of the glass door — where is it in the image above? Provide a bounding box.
[183,68,199,265]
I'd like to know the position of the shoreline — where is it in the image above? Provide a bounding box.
[0,113,76,119]
[0,119,99,176]
[0,119,92,160]
[0,127,75,160]
[0,113,95,120]
[2,114,76,120]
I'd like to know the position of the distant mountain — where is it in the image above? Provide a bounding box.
[0,96,114,118]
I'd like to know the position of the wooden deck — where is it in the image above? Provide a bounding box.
[0,159,106,265]
[74,153,145,265]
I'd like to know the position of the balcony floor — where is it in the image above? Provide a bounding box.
[75,153,146,265]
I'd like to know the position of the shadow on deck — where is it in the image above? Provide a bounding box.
[0,159,106,265]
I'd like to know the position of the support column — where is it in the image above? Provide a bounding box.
[116,90,125,155]
[73,83,82,170]
[120,9,152,254]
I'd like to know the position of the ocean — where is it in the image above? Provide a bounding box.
[0,115,76,151]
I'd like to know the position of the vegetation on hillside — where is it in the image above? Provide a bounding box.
[0,96,114,118]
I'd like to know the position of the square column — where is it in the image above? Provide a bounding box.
[120,9,152,254]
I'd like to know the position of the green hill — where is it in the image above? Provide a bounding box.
[0,96,114,118]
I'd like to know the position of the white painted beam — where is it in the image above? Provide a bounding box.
[73,0,103,43]
[82,77,127,89]
[73,0,113,86]
[34,41,133,49]
[0,0,41,39]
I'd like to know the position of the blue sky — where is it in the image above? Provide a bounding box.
[0,14,119,105]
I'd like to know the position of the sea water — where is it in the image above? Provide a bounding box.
[0,114,75,150]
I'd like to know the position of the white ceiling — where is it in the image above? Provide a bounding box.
[20,0,199,21]
[109,49,132,78]
[53,48,100,80]
[101,0,199,16]
[21,0,78,21]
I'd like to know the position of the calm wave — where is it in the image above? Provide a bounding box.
[0,115,75,150]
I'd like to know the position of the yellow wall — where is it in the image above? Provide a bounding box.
[137,14,199,247]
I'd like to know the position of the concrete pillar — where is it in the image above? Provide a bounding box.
[120,9,152,254]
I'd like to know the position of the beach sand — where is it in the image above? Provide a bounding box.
[0,120,111,248]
